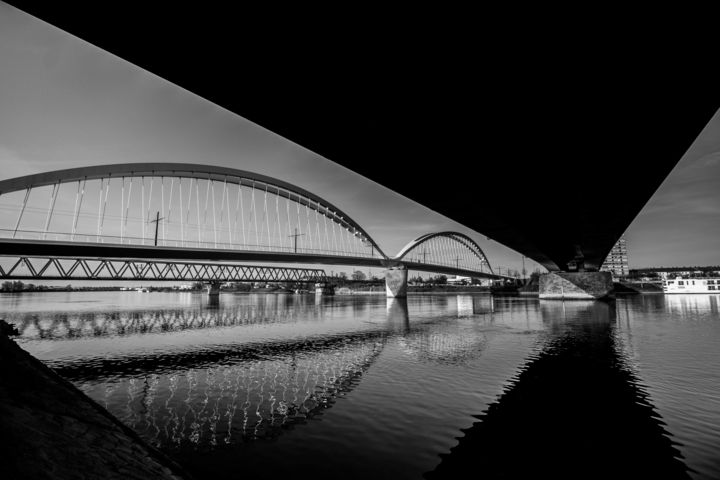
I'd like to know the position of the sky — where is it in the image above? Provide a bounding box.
[625,111,720,268]
[0,3,718,275]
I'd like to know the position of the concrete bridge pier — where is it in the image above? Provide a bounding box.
[385,265,408,298]
[205,281,222,297]
[539,271,613,299]
[315,282,335,296]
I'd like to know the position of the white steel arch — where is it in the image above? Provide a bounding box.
[0,163,386,258]
[393,231,493,275]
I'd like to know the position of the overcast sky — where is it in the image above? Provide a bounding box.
[1,4,718,273]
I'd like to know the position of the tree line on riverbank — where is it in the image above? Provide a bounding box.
[0,281,122,292]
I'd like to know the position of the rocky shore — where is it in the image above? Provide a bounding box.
[0,320,192,480]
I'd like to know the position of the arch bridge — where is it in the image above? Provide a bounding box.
[0,163,512,296]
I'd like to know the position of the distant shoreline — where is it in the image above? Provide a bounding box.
[0,286,493,295]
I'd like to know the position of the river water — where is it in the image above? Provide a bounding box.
[2,292,719,479]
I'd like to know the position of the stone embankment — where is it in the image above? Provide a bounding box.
[0,320,192,480]
[613,281,664,294]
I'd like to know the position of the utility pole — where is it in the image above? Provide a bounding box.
[149,211,164,246]
[288,227,305,253]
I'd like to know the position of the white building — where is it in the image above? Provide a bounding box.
[447,275,471,284]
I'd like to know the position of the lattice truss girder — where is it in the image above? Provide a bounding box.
[0,256,327,283]
[0,164,384,259]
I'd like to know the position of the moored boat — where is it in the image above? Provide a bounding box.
[662,276,720,293]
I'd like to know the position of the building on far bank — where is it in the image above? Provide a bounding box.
[630,267,720,280]
[447,275,471,285]
[600,235,629,279]
[446,275,493,286]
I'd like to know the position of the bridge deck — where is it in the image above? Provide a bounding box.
[0,239,508,281]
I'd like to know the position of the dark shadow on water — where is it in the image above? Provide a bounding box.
[425,299,692,480]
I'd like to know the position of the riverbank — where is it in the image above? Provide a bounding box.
[0,320,192,480]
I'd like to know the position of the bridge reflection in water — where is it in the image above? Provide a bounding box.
[426,300,692,480]
[12,295,328,340]
[6,292,703,479]
[10,299,388,449]
[9,294,492,453]
[105,336,385,448]
[391,296,495,366]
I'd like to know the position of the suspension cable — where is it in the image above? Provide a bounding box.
[211,179,217,248]
[146,177,154,234]
[72,179,86,241]
[331,209,338,254]
[195,178,201,245]
[44,183,59,240]
[95,180,104,242]
[264,185,270,251]
[305,201,312,254]
[251,182,258,249]
[99,178,111,241]
[167,177,175,244]
[295,195,302,253]
[338,216,347,255]
[285,193,291,251]
[140,177,145,244]
[119,177,124,243]
[179,178,184,247]
[323,205,330,253]
[315,201,321,254]
[225,178,232,246]
[124,177,133,243]
[237,179,246,247]
[274,189,281,249]
[185,177,193,243]
[161,177,166,245]
[218,178,226,245]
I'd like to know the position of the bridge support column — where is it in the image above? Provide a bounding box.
[385,266,408,298]
[315,282,334,296]
[539,272,613,300]
[206,281,222,297]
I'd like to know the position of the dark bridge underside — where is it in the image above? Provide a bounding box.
[8,5,720,271]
